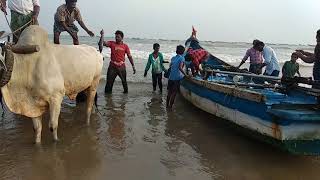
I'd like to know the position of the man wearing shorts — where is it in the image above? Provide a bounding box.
[53,0,94,45]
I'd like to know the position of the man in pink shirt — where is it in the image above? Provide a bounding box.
[99,29,136,94]
[238,41,264,74]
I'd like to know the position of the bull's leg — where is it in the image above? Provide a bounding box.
[32,116,42,144]
[85,86,97,125]
[49,95,63,141]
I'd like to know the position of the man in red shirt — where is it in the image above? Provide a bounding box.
[185,48,209,76]
[99,29,136,94]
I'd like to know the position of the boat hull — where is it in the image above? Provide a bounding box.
[180,78,320,155]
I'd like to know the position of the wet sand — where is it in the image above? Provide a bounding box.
[0,81,320,180]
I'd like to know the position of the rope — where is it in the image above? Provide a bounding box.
[3,13,18,39]
[1,12,32,40]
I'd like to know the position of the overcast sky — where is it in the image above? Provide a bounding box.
[1,0,320,44]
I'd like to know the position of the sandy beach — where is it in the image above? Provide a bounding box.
[0,81,319,180]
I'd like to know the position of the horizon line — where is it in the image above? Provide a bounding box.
[50,34,315,47]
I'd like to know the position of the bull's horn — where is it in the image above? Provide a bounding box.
[11,45,40,54]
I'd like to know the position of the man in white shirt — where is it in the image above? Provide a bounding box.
[255,40,280,77]
[0,0,40,43]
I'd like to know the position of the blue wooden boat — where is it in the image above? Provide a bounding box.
[180,38,320,155]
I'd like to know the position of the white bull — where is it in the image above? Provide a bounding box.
[1,26,103,143]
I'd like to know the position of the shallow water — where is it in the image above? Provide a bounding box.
[0,82,320,180]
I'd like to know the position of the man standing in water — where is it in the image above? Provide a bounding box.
[0,0,40,43]
[144,43,167,93]
[167,45,187,109]
[296,29,320,88]
[53,0,94,45]
[99,29,136,94]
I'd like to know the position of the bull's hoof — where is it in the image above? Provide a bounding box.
[34,139,41,144]
[53,138,60,142]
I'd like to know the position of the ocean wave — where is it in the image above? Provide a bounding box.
[101,48,175,61]
[54,34,314,68]
[101,48,315,65]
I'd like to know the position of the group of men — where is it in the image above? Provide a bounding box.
[0,0,93,44]
[238,39,304,80]
[0,0,136,96]
[238,40,281,77]
[2,0,320,109]
[0,0,183,109]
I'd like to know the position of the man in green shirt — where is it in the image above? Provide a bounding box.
[144,43,167,93]
[282,52,301,78]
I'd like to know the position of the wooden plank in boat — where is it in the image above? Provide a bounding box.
[209,69,281,81]
[296,87,320,97]
[187,77,266,103]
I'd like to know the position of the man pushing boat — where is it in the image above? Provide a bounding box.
[184,47,209,76]
[238,40,264,75]
[255,40,280,77]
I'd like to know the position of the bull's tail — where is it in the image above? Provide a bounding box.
[94,92,104,118]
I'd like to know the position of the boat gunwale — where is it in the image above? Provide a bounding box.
[185,77,267,103]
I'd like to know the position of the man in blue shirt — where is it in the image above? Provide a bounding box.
[166,45,187,109]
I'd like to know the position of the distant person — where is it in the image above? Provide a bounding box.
[238,40,264,74]
[167,45,187,109]
[255,40,281,77]
[144,43,167,93]
[0,0,40,43]
[296,29,320,88]
[99,29,136,94]
[53,0,94,45]
[185,47,209,76]
[282,53,301,78]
